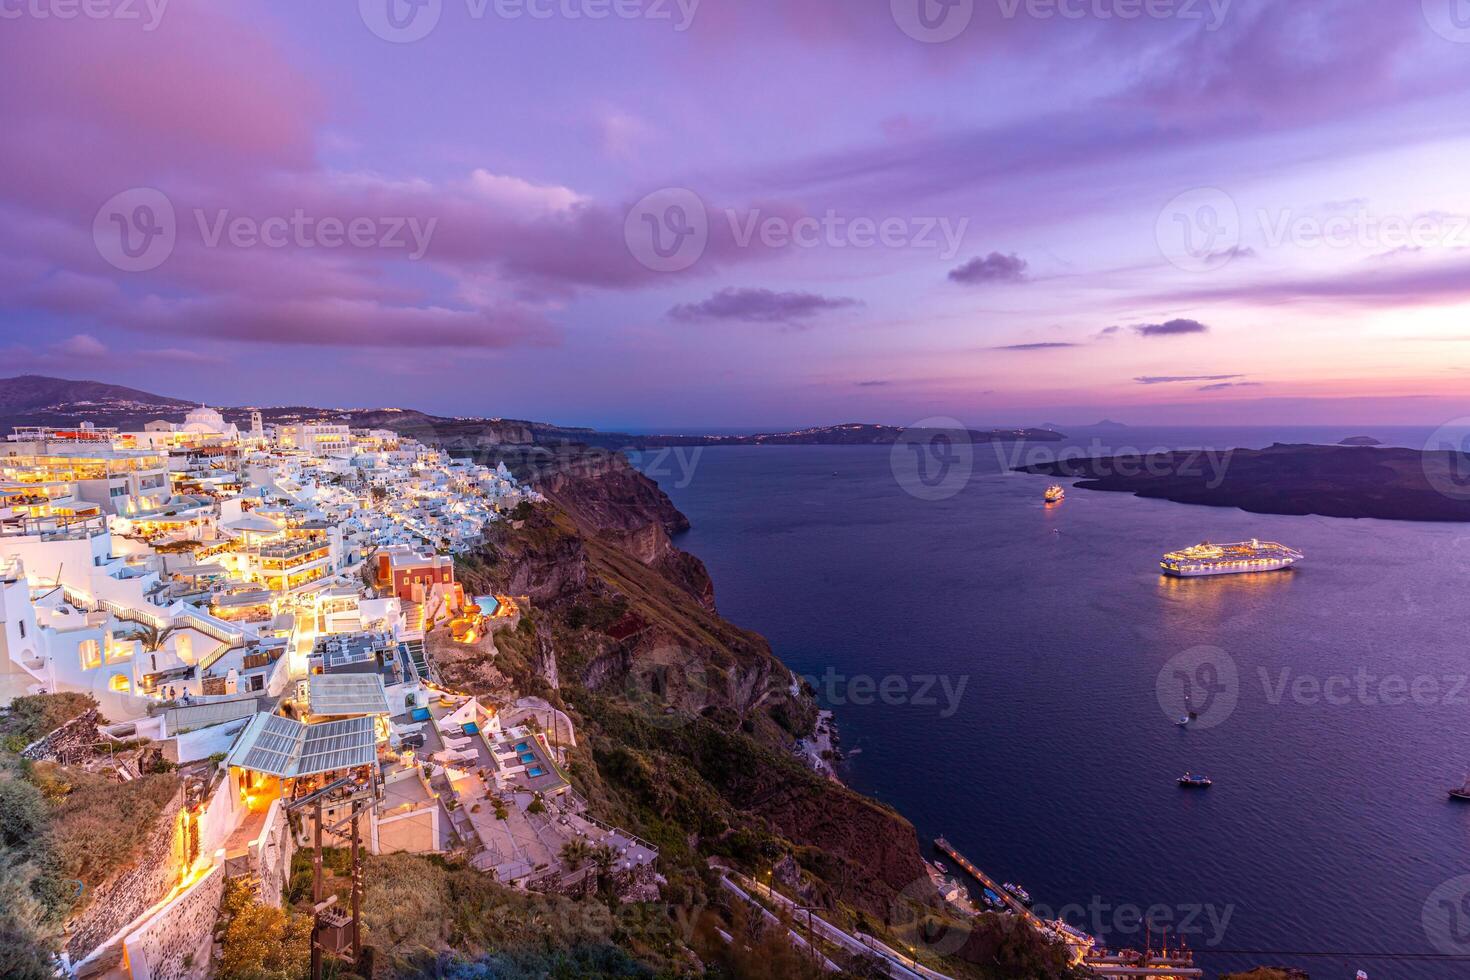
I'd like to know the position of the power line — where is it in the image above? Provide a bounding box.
[1200,948,1470,961]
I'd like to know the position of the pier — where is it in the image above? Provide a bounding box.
[933,837,1203,978]
[934,836,1049,929]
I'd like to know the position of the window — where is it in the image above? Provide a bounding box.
[79,639,101,670]
[109,674,131,694]
[17,621,23,639]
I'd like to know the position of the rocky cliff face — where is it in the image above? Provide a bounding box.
[451,452,931,918]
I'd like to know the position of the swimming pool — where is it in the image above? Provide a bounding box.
[527,766,546,777]
[519,753,536,765]
[513,741,530,751]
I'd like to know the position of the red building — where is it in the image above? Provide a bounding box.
[376,546,459,605]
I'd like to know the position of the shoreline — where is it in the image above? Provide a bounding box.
[795,707,842,783]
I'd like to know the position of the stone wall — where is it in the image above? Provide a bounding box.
[250,800,295,906]
[22,707,101,763]
[122,864,225,980]
[65,787,187,962]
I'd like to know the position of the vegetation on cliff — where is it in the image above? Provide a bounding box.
[0,694,178,978]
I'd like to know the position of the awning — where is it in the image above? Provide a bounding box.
[307,674,390,718]
[226,712,378,777]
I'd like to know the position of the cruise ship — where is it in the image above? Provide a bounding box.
[1043,485,1065,503]
[1160,538,1304,577]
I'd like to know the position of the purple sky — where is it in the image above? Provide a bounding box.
[3,0,1470,428]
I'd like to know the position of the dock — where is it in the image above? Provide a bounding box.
[933,837,1203,978]
[934,836,1048,929]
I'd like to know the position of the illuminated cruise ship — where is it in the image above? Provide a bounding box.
[1160,538,1304,577]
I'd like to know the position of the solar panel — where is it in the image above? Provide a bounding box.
[227,712,378,777]
[307,674,390,717]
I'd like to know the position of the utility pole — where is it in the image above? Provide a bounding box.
[311,799,323,980]
[350,799,362,962]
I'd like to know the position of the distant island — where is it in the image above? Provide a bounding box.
[1339,435,1383,446]
[631,422,1065,448]
[1016,442,1470,522]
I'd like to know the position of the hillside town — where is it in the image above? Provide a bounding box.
[0,408,664,978]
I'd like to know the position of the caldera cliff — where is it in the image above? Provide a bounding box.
[448,451,932,921]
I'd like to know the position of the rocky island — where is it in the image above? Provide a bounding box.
[1017,442,1470,522]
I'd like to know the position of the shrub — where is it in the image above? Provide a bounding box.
[216,879,311,980]
[2,694,97,746]
[40,765,178,891]
[0,778,47,849]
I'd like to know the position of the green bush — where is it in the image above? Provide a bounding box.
[2,694,97,746]
[0,779,47,848]
[216,878,311,980]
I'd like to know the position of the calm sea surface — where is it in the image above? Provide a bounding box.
[640,426,1470,979]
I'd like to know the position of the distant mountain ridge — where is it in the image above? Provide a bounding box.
[0,375,1064,449]
[0,375,193,413]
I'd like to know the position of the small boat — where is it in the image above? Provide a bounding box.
[982,888,1005,908]
[1002,882,1032,905]
[1175,714,1191,726]
[1450,773,1470,801]
[1178,772,1213,788]
[1043,485,1065,503]
[933,859,948,872]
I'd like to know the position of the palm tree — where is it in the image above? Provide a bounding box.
[125,623,175,653]
[559,838,592,871]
